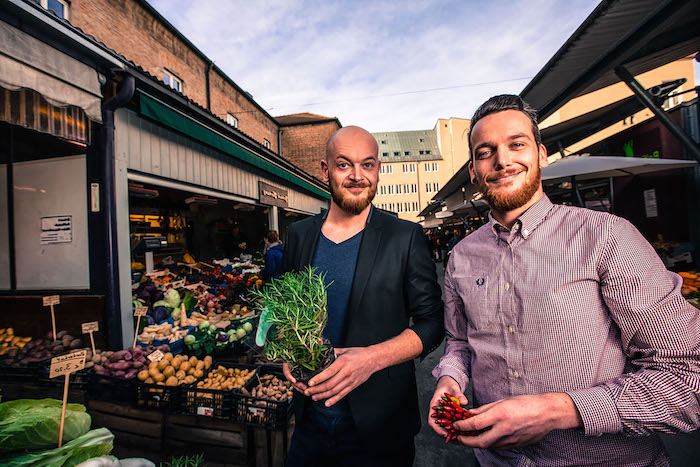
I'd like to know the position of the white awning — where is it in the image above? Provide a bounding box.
[0,20,103,122]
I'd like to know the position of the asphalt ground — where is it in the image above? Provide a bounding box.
[412,261,700,466]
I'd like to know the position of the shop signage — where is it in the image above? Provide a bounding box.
[147,350,165,362]
[259,181,289,208]
[40,216,72,244]
[644,189,658,218]
[82,321,99,333]
[50,350,87,379]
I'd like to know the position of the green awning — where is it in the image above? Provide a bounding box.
[139,94,330,200]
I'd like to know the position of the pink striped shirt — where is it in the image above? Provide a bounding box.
[433,194,700,466]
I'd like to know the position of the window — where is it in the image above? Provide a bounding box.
[396,185,402,194]
[426,150,432,155]
[393,152,400,156]
[380,185,387,196]
[397,204,404,213]
[382,152,389,157]
[432,162,438,172]
[226,113,238,128]
[263,139,271,149]
[425,163,432,172]
[402,163,416,173]
[404,151,410,156]
[419,138,424,142]
[419,150,424,155]
[433,182,440,192]
[35,0,70,20]
[404,184,410,193]
[404,203,411,212]
[388,185,395,195]
[426,183,432,193]
[163,70,183,92]
[381,140,387,144]
[412,202,419,212]
[411,184,418,193]
[380,164,393,175]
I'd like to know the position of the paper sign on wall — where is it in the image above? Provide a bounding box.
[40,216,72,244]
[644,189,658,218]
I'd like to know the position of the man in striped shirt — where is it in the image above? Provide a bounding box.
[430,94,700,466]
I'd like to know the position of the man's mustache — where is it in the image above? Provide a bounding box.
[486,169,523,182]
[343,182,370,188]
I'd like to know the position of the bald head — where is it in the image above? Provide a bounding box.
[325,126,378,161]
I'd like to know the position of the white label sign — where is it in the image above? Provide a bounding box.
[82,321,99,333]
[147,350,165,362]
[40,216,72,244]
[43,295,60,306]
[50,350,86,378]
[134,306,148,317]
[644,189,658,218]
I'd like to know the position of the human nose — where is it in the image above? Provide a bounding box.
[495,146,513,170]
[349,164,363,181]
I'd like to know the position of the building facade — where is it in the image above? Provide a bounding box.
[277,113,342,181]
[372,118,470,222]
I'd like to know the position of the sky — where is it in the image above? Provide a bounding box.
[149,0,602,132]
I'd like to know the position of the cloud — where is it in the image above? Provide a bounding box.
[148,0,600,131]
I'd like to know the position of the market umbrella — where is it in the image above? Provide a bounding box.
[541,155,698,209]
[541,155,698,183]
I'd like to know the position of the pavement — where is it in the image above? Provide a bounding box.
[411,262,700,466]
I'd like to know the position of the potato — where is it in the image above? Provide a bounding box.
[163,366,175,378]
[137,370,150,381]
[185,375,195,385]
[194,369,204,379]
[175,370,187,380]
[203,356,212,369]
[196,361,205,371]
[164,352,174,361]
[165,376,178,386]
[171,357,182,370]
[189,356,198,366]
[154,373,165,383]
[148,361,159,370]
[157,360,169,371]
[187,367,195,376]
[148,367,160,378]
[145,377,155,384]
[180,361,191,372]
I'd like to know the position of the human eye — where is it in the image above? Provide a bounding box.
[337,162,349,168]
[476,149,491,159]
[364,162,375,168]
[511,141,525,149]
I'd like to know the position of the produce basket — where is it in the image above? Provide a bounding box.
[235,365,293,430]
[180,363,256,419]
[0,359,43,383]
[86,372,137,406]
[134,379,182,411]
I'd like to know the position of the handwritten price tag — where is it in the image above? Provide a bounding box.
[134,306,148,317]
[43,295,60,306]
[49,350,86,378]
[170,279,186,289]
[147,350,165,362]
[82,321,99,333]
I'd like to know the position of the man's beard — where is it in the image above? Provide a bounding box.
[329,179,377,215]
[476,166,541,212]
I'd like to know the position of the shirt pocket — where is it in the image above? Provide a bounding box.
[454,274,495,330]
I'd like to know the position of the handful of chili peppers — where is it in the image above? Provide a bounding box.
[431,392,477,443]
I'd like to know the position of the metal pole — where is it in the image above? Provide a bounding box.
[571,176,584,207]
[609,177,615,214]
[615,66,700,163]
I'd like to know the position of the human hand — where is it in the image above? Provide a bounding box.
[429,376,468,438]
[282,363,308,393]
[452,393,583,449]
[304,347,378,407]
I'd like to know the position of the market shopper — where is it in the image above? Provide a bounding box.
[281,126,444,466]
[260,230,283,281]
[430,94,700,465]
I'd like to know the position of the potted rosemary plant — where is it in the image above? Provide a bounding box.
[251,266,335,383]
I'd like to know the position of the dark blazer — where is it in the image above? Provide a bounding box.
[280,206,444,437]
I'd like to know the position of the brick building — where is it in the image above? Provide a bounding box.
[277,113,342,180]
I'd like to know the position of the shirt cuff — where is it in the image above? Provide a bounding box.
[566,386,623,436]
[432,364,469,393]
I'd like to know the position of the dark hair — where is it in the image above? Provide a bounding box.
[467,95,542,157]
[265,230,279,243]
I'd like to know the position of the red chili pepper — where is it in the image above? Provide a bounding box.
[444,392,454,399]
[456,406,464,413]
[437,418,451,425]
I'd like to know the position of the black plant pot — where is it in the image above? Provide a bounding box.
[292,337,336,385]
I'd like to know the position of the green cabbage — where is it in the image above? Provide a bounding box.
[1,428,114,466]
[0,399,91,455]
[164,289,181,308]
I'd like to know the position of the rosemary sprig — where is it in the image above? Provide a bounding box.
[249,266,329,373]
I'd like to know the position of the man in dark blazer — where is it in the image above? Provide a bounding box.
[281,126,444,466]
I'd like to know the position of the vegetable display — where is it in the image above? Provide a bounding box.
[137,354,212,386]
[0,328,31,357]
[196,365,255,391]
[93,346,170,380]
[0,399,91,454]
[242,373,293,402]
[250,266,333,383]
[1,330,82,367]
[431,393,477,443]
[2,427,114,467]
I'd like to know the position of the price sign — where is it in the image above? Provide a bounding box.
[134,306,148,317]
[147,350,165,362]
[49,350,87,378]
[82,321,99,333]
[43,295,60,306]
[170,279,186,289]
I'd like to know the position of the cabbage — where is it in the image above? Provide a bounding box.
[152,301,171,310]
[164,289,181,308]
[2,428,114,466]
[0,399,91,455]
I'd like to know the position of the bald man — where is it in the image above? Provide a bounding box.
[280,126,444,466]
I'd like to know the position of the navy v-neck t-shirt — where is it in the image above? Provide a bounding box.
[311,229,364,348]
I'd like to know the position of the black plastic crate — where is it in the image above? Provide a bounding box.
[180,363,256,419]
[0,360,44,383]
[134,380,181,411]
[235,366,293,430]
[86,372,137,406]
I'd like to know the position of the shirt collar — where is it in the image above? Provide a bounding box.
[488,194,554,239]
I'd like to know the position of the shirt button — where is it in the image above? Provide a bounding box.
[504,283,510,290]
[513,371,520,379]
[508,325,514,333]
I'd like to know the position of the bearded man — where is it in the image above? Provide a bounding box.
[430,95,700,465]
[280,125,444,466]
